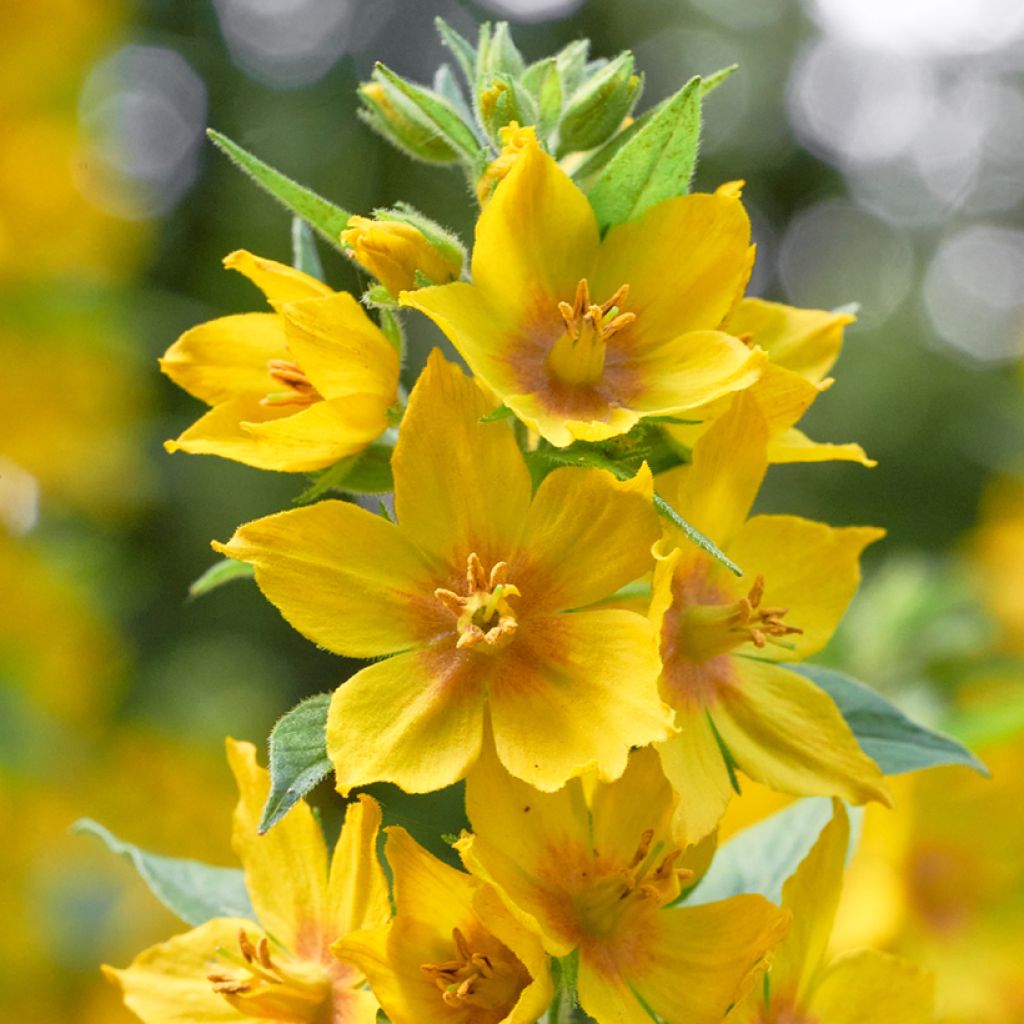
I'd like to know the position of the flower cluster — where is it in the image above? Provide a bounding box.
[98,18,964,1024]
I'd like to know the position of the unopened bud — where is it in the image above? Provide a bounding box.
[342,214,463,296]
[558,53,643,156]
[478,75,536,146]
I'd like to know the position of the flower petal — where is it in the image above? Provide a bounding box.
[392,350,533,568]
[768,427,876,467]
[280,292,399,401]
[501,389,640,448]
[103,917,267,1024]
[238,394,391,472]
[713,659,891,807]
[578,895,789,1024]
[723,297,853,383]
[226,739,329,958]
[725,515,885,661]
[327,645,486,794]
[807,949,935,1024]
[656,707,736,848]
[593,192,753,345]
[513,464,658,614]
[488,609,673,791]
[213,499,439,658]
[326,795,391,939]
[160,313,289,406]
[471,137,599,319]
[224,249,332,304]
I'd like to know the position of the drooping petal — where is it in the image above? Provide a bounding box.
[327,644,486,795]
[224,249,332,304]
[213,499,441,659]
[164,394,295,467]
[103,917,266,1024]
[512,464,657,614]
[280,292,399,401]
[770,802,850,1004]
[326,795,391,939]
[593,192,754,346]
[470,137,599,321]
[238,393,392,471]
[656,707,736,848]
[768,426,876,467]
[488,609,673,791]
[713,659,891,807]
[160,313,289,405]
[499,389,640,449]
[392,351,533,569]
[725,515,885,661]
[578,895,789,1024]
[723,297,852,383]
[669,388,771,547]
[807,949,935,1024]
[227,739,328,959]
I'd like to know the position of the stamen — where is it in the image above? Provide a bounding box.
[421,928,521,1013]
[548,278,635,386]
[261,358,323,408]
[435,553,521,652]
[729,574,803,649]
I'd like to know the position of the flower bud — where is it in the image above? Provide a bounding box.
[478,75,536,146]
[558,52,643,156]
[475,122,538,207]
[342,214,463,296]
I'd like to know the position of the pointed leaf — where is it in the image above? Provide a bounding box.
[291,216,324,279]
[790,664,989,777]
[434,17,477,88]
[295,442,395,503]
[653,493,742,577]
[259,693,332,833]
[188,558,255,600]
[72,819,252,926]
[587,75,703,231]
[207,129,350,250]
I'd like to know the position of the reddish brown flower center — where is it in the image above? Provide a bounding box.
[207,929,331,1021]
[435,553,521,651]
[547,278,635,386]
[420,927,524,1012]
[262,358,323,408]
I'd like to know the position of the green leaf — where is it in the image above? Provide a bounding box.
[188,558,255,600]
[789,664,989,777]
[72,819,252,926]
[259,693,332,834]
[653,493,741,577]
[434,17,477,88]
[295,443,395,503]
[207,129,350,249]
[291,216,324,279]
[586,75,702,231]
[689,798,839,906]
[700,64,738,97]
[480,404,515,423]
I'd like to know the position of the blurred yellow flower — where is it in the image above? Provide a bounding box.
[161,251,399,472]
[970,476,1024,653]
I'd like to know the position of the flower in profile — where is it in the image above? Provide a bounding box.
[651,390,890,845]
[103,739,390,1024]
[729,803,934,1024]
[161,250,399,472]
[458,743,790,1024]
[403,135,766,447]
[215,351,673,795]
[336,827,552,1023]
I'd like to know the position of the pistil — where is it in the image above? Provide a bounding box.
[435,553,521,651]
[547,279,635,386]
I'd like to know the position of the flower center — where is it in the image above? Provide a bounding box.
[577,829,692,938]
[759,1002,819,1024]
[420,927,524,1013]
[547,278,635,387]
[207,929,331,1022]
[435,553,521,651]
[262,358,323,408]
[678,574,802,663]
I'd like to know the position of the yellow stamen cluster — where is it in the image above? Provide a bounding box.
[262,358,323,408]
[731,575,803,649]
[548,279,635,387]
[420,927,520,1011]
[207,929,330,1019]
[435,553,521,651]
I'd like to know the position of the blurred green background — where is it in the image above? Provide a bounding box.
[2,0,1023,1021]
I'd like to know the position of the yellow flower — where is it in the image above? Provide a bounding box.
[970,476,1024,654]
[729,803,934,1024]
[215,351,673,794]
[458,744,790,1024]
[651,390,890,845]
[475,121,538,206]
[336,827,552,1023]
[662,297,874,472]
[161,251,399,472]
[403,135,766,447]
[103,739,390,1024]
[341,215,462,296]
